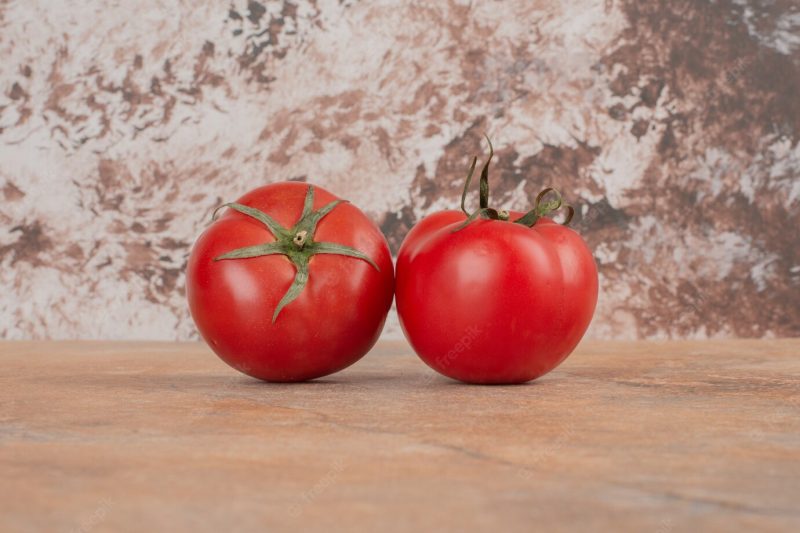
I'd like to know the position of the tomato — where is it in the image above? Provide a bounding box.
[187,182,394,382]
[396,139,598,384]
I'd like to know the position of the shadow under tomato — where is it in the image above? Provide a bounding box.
[430,373,558,388]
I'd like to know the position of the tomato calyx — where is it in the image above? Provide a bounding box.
[454,136,575,232]
[212,185,380,322]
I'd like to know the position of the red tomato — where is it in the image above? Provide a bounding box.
[187,182,394,382]
[396,140,597,384]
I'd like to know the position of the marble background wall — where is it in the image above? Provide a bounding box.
[1,0,798,341]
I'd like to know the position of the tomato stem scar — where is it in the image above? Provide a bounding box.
[293,230,308,248]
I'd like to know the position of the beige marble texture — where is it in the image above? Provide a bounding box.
[2,339,799,531]
[1,0,798,340]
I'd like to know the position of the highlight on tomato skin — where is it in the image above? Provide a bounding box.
[396,138,598,384]
[186,181,395,383]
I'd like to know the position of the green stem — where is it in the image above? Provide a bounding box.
[460,156,478,216]
[478,135,494,209]
[455,136,576,231]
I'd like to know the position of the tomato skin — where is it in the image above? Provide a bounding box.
[395,210,465,276]
[186,182,394,382]
[396,213,597,384]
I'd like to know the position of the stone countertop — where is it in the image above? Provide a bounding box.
[1,339,799,532]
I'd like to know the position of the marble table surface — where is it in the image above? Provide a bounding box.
[1,339,799,532]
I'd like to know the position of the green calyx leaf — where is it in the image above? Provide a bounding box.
[272,258,309,323]
[310,241,380,271]
[451,207,505,233]
[214,242,284,260]
[213,202,288,239]
[513,187,575,227]
[456,136,575,231]
[452,208,485,232]
[212,185,380,323]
